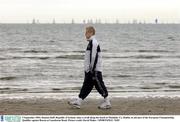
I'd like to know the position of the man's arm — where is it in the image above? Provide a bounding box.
[90,40,98,72]
[84,41,92,73]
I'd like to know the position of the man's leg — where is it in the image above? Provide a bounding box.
[94,71,108,98]
[94,71,111,109]
[79,72,94,100]
[68,72,94,108]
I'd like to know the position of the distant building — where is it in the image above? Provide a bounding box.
[95,19,101,24]
[87,19,93,24]
[133,19,137,24]
[37,20,39,24]
[116,19,119,24]
[143,20,146,24]
[98,19,101,24]
[32,18,36,24]
[83,19,86,24]
[71,19,74,24]
[90,19,93,24]
[95,19,98,24]
[155,18,158,24]
[53,18,56,24]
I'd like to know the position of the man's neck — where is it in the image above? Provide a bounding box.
[87,35,95,41]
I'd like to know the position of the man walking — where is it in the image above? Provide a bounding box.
[68,26,111,109]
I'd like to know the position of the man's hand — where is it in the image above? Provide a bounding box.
[89,65,93,73]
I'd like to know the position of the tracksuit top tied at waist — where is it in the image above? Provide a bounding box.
[84,35,102,73]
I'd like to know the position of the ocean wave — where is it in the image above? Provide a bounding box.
[72,51,85,53]
[52,86,81,91]
[0,58,6,60]
[124,49,174,53]
[104,55,162,59]
[1,54,84,60]
[1,86,180,94]
[138,50,174,53]
[154,82,168,85]
[12,56,50,60]
[110,74,132,78]
[0,87,10,90]
[55,54,84,60]
[167,36,175,41]
[140,86,162,89]
[129,55,161,59]
[0,55,168,60]
[0,87,28,93]
[0,76,17,80]
[23,50,48,53]
[168,84,180,88]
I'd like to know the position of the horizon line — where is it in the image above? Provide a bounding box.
[0,22,180,24]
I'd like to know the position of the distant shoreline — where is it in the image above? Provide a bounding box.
[0,23,180,25]
[1,92,180,100]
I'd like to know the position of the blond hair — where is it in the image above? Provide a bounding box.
[86,26,95,35]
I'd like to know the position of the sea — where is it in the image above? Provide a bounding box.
[0,24,180,99]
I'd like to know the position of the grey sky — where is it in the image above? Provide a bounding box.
[0,0,179,23]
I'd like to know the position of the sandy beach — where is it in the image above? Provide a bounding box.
[0,97,180,115]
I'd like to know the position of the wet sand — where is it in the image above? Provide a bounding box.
[0,97,180,115]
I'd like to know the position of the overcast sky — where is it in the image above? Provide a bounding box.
[0,0,179,23]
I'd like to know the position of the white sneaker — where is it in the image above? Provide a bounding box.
[68,98,82,109]
[98,98,111,109]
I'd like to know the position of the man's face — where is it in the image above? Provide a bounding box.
[85,30,93,40]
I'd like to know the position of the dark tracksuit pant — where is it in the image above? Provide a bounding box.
[79,71,108,100]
